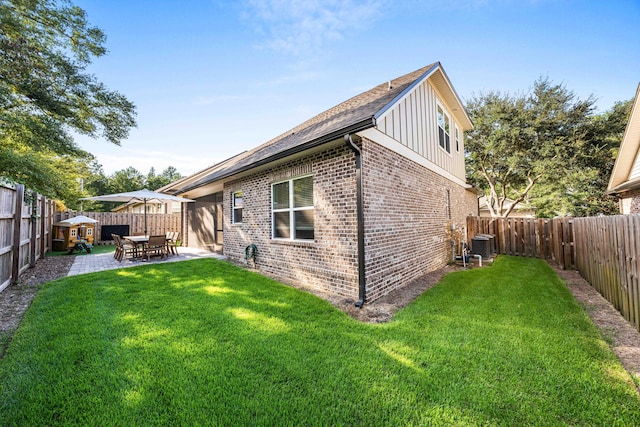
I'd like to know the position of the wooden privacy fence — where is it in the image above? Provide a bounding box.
[0,184,55,292]
[467,216,575,269]
[573,215,640,332]
[56,211,181,243]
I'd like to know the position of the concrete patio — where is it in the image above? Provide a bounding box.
[67,247,226,276]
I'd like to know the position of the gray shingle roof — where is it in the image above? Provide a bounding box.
[180,63,439,192]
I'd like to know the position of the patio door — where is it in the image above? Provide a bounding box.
[187,194,216,252]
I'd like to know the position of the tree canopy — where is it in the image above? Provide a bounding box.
[76,165,185,212]
[465,78,629,218]
[0,0,136,199]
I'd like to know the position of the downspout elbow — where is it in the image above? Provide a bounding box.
[345,134,366,308]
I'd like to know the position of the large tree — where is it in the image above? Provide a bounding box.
[146,166,183,191]
[0,0,136,198]
[81,166,185,212]
[465,78,626,218]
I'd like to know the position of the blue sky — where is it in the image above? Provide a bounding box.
[73,0,640,177]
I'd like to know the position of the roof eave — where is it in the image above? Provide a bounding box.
[607,82,640,191]
[606,176,640,195]
[177,117,376,194]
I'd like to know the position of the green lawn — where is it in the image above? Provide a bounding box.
[1,256,638,426]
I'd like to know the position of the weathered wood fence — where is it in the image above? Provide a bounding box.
[0,184,55,292]
[55,211,181,243]
[467,216,575,269]
[468,215,640,332]
[573,215,640,332]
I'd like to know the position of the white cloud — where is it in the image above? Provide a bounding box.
[242,0,386,57]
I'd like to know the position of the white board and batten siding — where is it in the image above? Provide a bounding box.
[375,77,466,182]
[629,150,640,182]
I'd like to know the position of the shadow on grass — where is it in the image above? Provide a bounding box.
[47,245,116,257]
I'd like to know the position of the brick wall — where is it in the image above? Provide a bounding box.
[621,188,640,214]
[222,138,477,304]
[361,137,477,301]
[223,143,360,298]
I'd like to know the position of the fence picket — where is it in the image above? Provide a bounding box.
[632,216,640,330]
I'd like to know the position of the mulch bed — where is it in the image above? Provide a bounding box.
[0,256,75,334]
[1,256,639,387]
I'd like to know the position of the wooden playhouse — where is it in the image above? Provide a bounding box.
[52,215,98,253]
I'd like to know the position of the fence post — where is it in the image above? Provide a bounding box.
[11,184,24,285]
[29,191,39,268]
[29,192,37,268]
[39,195,46,257]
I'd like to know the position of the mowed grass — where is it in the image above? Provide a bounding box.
[1,256,638,426]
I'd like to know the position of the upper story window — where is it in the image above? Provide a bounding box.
[437,104,451,153]
[455,125,460,152]
[232,191,243,224]
[272,175,314,241]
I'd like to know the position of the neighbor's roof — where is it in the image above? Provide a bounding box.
[608,83,640,194]
[170,62,470,194]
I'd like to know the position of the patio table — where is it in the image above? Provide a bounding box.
[124,235,171,260]
[124,236,148,259]
[124,235,149,244]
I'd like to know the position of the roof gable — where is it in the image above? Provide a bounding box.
[170,63,468,194]
[375,64,473,131]
[608,83,640,193]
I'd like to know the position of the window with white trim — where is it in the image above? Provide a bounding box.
[272,175,314,240]
[437,104,451,153]
[232,191,243,224]
[455,125,460,152]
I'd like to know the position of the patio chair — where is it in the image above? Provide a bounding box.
[112,234,137,262]
[144,235,168,261]
[112,234,121,260]
[166,231,179,255]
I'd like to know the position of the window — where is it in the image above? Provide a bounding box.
[232,191,243,224]
[437,104,451,153]
[272,175,314,241]
[455,126,460,152]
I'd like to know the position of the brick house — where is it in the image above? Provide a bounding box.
[608,83,640,214]
[163,62,478,305]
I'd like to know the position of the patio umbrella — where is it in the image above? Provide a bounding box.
[80,189,195,236]
[53,215,99,226]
